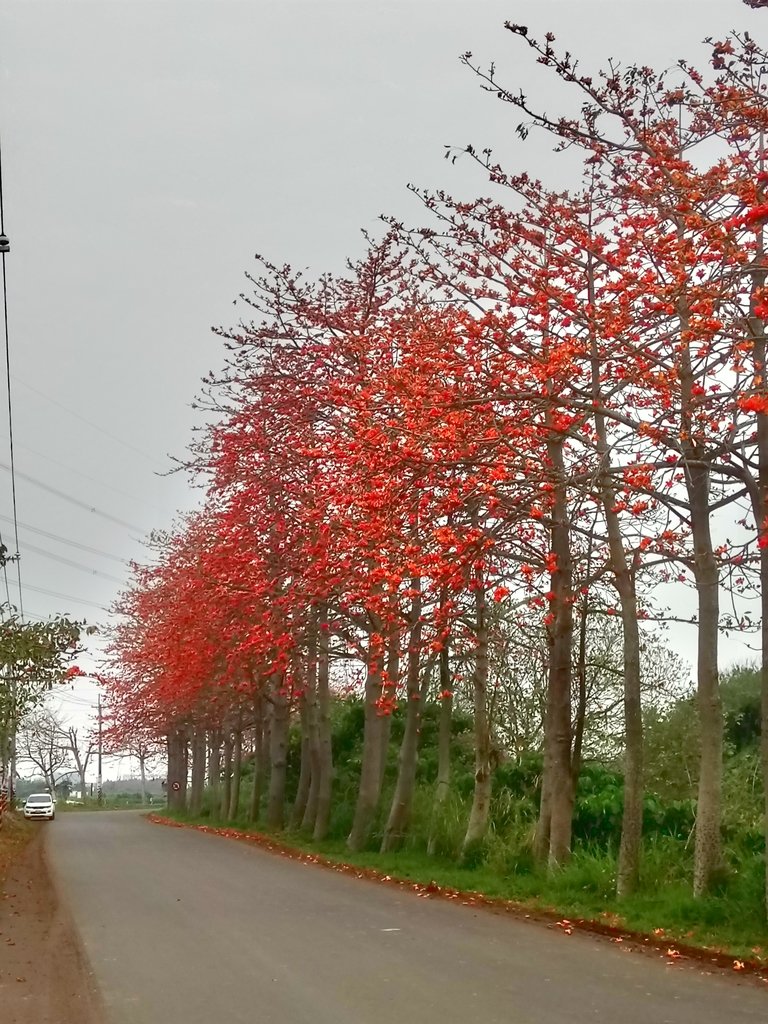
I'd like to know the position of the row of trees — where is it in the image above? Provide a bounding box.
[106,26,768,909]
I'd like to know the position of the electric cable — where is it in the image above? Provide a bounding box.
[13,375,164,469]
[20,582,110,612]
[0,131,23,618]
[20,541,124,584]
[0,513,129,563]
[0,459,148,533]
[17,440,167,514]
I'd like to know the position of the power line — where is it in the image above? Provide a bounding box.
[0,459,148,534]
[24,610,111,632]
[17,441,167,515]
[20,541,125,585]
[54,693,98,708]
[15,582,110,612]
[0,513,129,564]
[24,609,66,622]
[13,375,165,469]
[0,134,24,810]
[0,132,23,619]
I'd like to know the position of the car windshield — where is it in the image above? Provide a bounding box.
[27,795,52,805]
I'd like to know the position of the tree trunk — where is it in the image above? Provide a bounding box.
[347,631,385,851]
[597,517,644,899]
[376,626,399,799]
[462,576,493,859]
[166,726,188,813]
[675,290,722,897]
[428,640,453,856]
[746,205,768,919]
[300,613,321,831]
[606,520,647,897]
[260,706,271,808]
[0,729,9,791]
[689,463,723,897]
[381,582,425,852]
[8,727,16,807]
[207,730,221,812]
[378,714,393,800]
[534,767,552,863]
[138,752,148,806]
[0,732,10,820]
[601,506,644,900]
[228,727,243,821]
[589,308,645,896]
[291,694,312,829]
[313,602,334,841]
[189,729,207,816]
[248,698,265,824]
[266,685,289,830]
[220,733,233,821]
[571,596,588,791]
[535,435,574,869]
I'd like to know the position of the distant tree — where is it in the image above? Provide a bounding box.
[123,737,163,805]
[17,708,72,793]
[55,775,74,801]
[58,724,96,800]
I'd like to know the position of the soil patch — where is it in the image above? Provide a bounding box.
[0,820,102,1024]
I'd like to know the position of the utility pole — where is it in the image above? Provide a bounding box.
[97,694,103,806]
[8,669,17,807]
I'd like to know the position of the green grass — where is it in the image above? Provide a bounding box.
[161,807,768,963]
[58,798,165,812]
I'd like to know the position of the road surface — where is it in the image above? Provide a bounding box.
[46,812,767,1024]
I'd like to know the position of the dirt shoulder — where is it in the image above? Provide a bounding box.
[0,816,102,1024]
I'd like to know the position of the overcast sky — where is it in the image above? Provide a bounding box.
[0,0,762,749]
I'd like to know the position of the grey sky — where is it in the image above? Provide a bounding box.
[0,0,760,740]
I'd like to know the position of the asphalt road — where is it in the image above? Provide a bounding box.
[46,812,768,1024]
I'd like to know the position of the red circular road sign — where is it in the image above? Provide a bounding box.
[171,781,181,791]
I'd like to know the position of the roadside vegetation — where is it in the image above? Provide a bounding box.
[0,812,34,887]
[0,594,88,830]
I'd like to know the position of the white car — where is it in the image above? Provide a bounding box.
[23,793,55,821]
